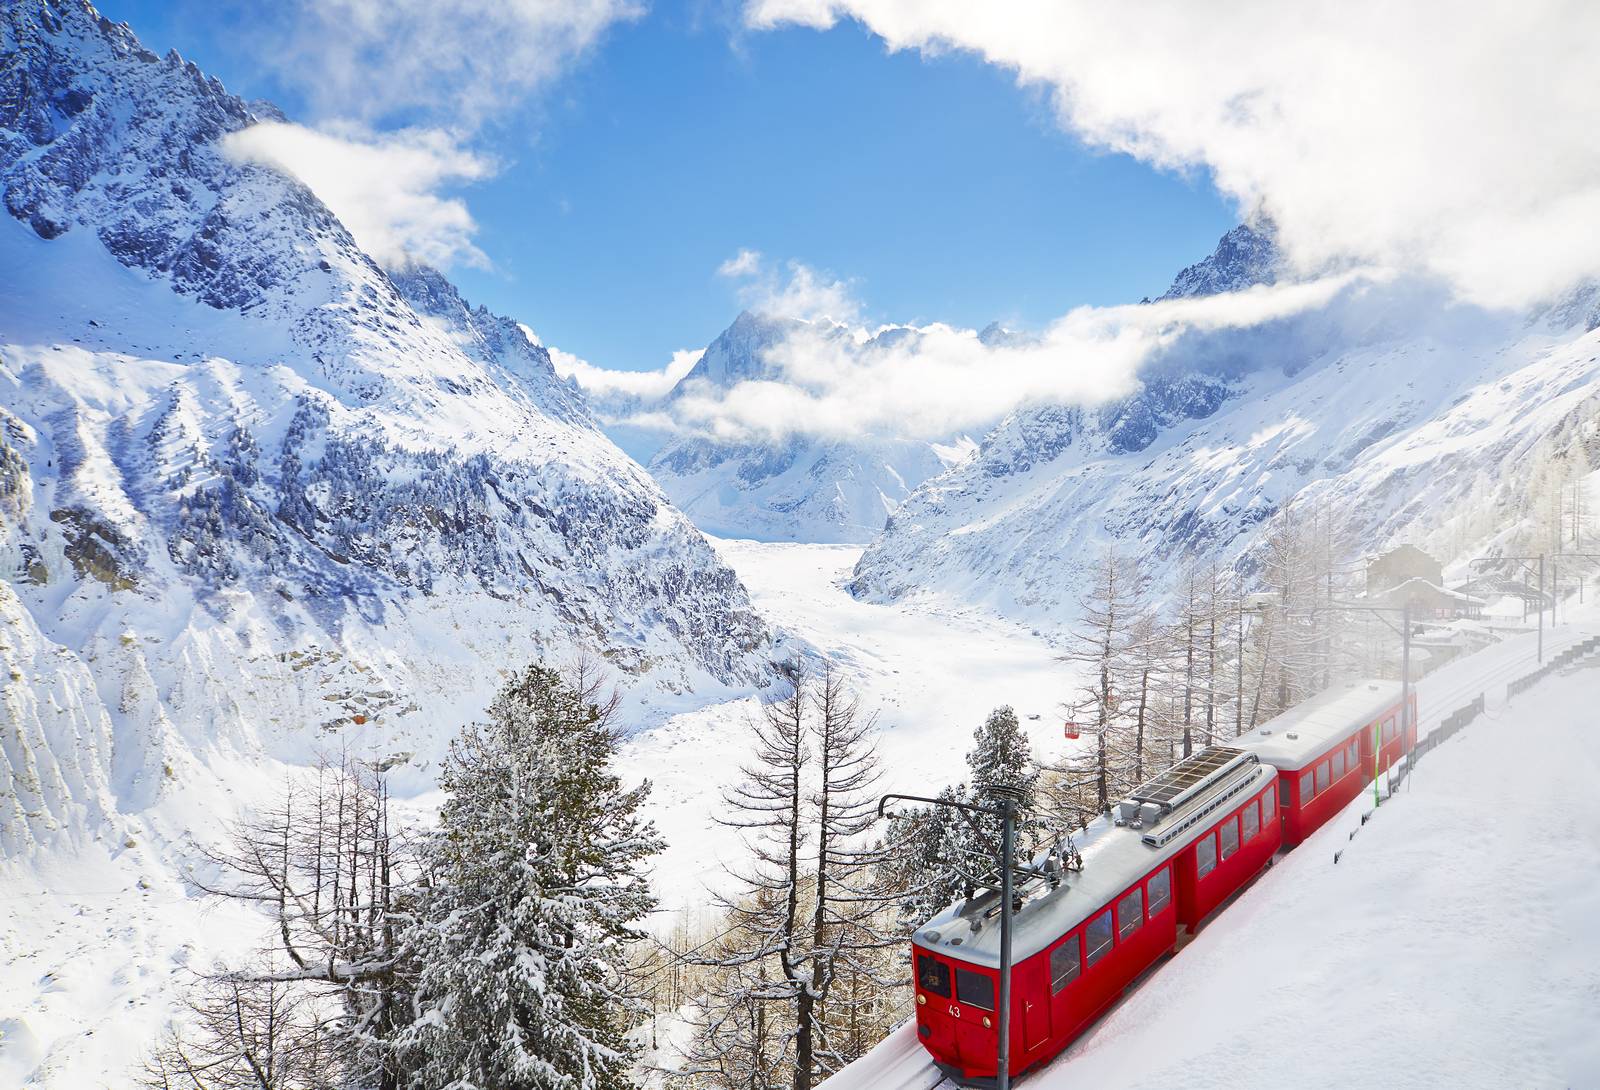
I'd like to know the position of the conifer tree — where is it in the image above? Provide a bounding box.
[402,664,662,1090]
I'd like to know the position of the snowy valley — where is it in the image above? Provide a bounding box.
[4,1,1600,1089]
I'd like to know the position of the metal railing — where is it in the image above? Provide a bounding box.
[1334,634,1600,863]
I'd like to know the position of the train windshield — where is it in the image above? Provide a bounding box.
[916,953,951,997]
[955,968,995,1011]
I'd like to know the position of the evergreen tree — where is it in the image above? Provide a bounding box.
[403,665,662,1090]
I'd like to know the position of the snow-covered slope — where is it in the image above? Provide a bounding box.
[647,312,973,543]
[0,0,768,860]
[851,225,1600,622]
[821,604,1600,1089]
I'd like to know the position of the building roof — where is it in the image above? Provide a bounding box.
[1235,679,1402,768]
[913,751,1276,968]
[1364,577,1487,608]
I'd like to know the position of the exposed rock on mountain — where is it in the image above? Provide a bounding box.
[0,0,768,853]
[849,225,1600,622]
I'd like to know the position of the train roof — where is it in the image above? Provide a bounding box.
[1235,679,1402,769]
[913,749,1277,969]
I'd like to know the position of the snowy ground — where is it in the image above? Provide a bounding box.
[0,537,1073,1086]
[824,599,1600,1090]
[625,538,1074,917]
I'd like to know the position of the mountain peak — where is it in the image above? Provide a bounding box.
[1158,221,1280,301]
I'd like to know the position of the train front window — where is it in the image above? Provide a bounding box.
[916,954,950,998]
[1050,936,1081,993]
[1085,909,1115,966]
[955,968,994,1011]
[1279,778,1292,806]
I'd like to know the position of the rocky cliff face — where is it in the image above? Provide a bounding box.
[0,0,768,854]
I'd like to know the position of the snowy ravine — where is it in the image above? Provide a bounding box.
[647,312,974,544]
[822,599,1600,1090]
[851,224,1600,627]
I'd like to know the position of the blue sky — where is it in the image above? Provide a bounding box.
[101,1,1237,371]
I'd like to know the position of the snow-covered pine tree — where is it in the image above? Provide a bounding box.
[880,705,1066,920]
[402,664,662,1090]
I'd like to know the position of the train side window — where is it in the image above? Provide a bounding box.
[955,968,995,1011]
[1262,789,1275,824]
[1315,761,1331,793]
[1219,817,1240,861]
[1242,801,1259,841]
[916,954,951,998]
[1196,834,1217,878]
[1383,716,1396,743]
[1117,887,1143,939]
[1085,909,1115,966]
[1279,778,1291,806]
[1050,935,1081,993]
[1349,740,1360,767]
[1147,867,1171,915]
[1299,772,1315,806]
[1332,750,1345,779]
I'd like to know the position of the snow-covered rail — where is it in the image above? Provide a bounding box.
[819,1022,952,1090]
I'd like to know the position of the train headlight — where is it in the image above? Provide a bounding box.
[916,993,926,1006]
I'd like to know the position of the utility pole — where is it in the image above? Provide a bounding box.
[878,787,1021,1090]
[991,784,1020,1090]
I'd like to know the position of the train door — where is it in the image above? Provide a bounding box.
[1017,957,1051,1053]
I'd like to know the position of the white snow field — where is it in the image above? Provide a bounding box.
[623,537,1074,914]
[822,603,1600,1090]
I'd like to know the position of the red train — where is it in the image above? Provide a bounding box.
[910,680,1412,1085]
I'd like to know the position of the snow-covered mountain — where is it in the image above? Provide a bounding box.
[849,224,1600,621]
[0,0,768,855]
[646,311,973,542]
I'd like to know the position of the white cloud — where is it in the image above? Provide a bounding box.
[717,248,764,278]
[640,270,1380,443]
[716,250,863,323]
[221,122,493,269]
[264,0,643,128]
[551,345,704,407]
[744,0,1600,310]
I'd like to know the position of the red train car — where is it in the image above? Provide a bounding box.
[1233,680,1412,847]
[910,747,1280,1086]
